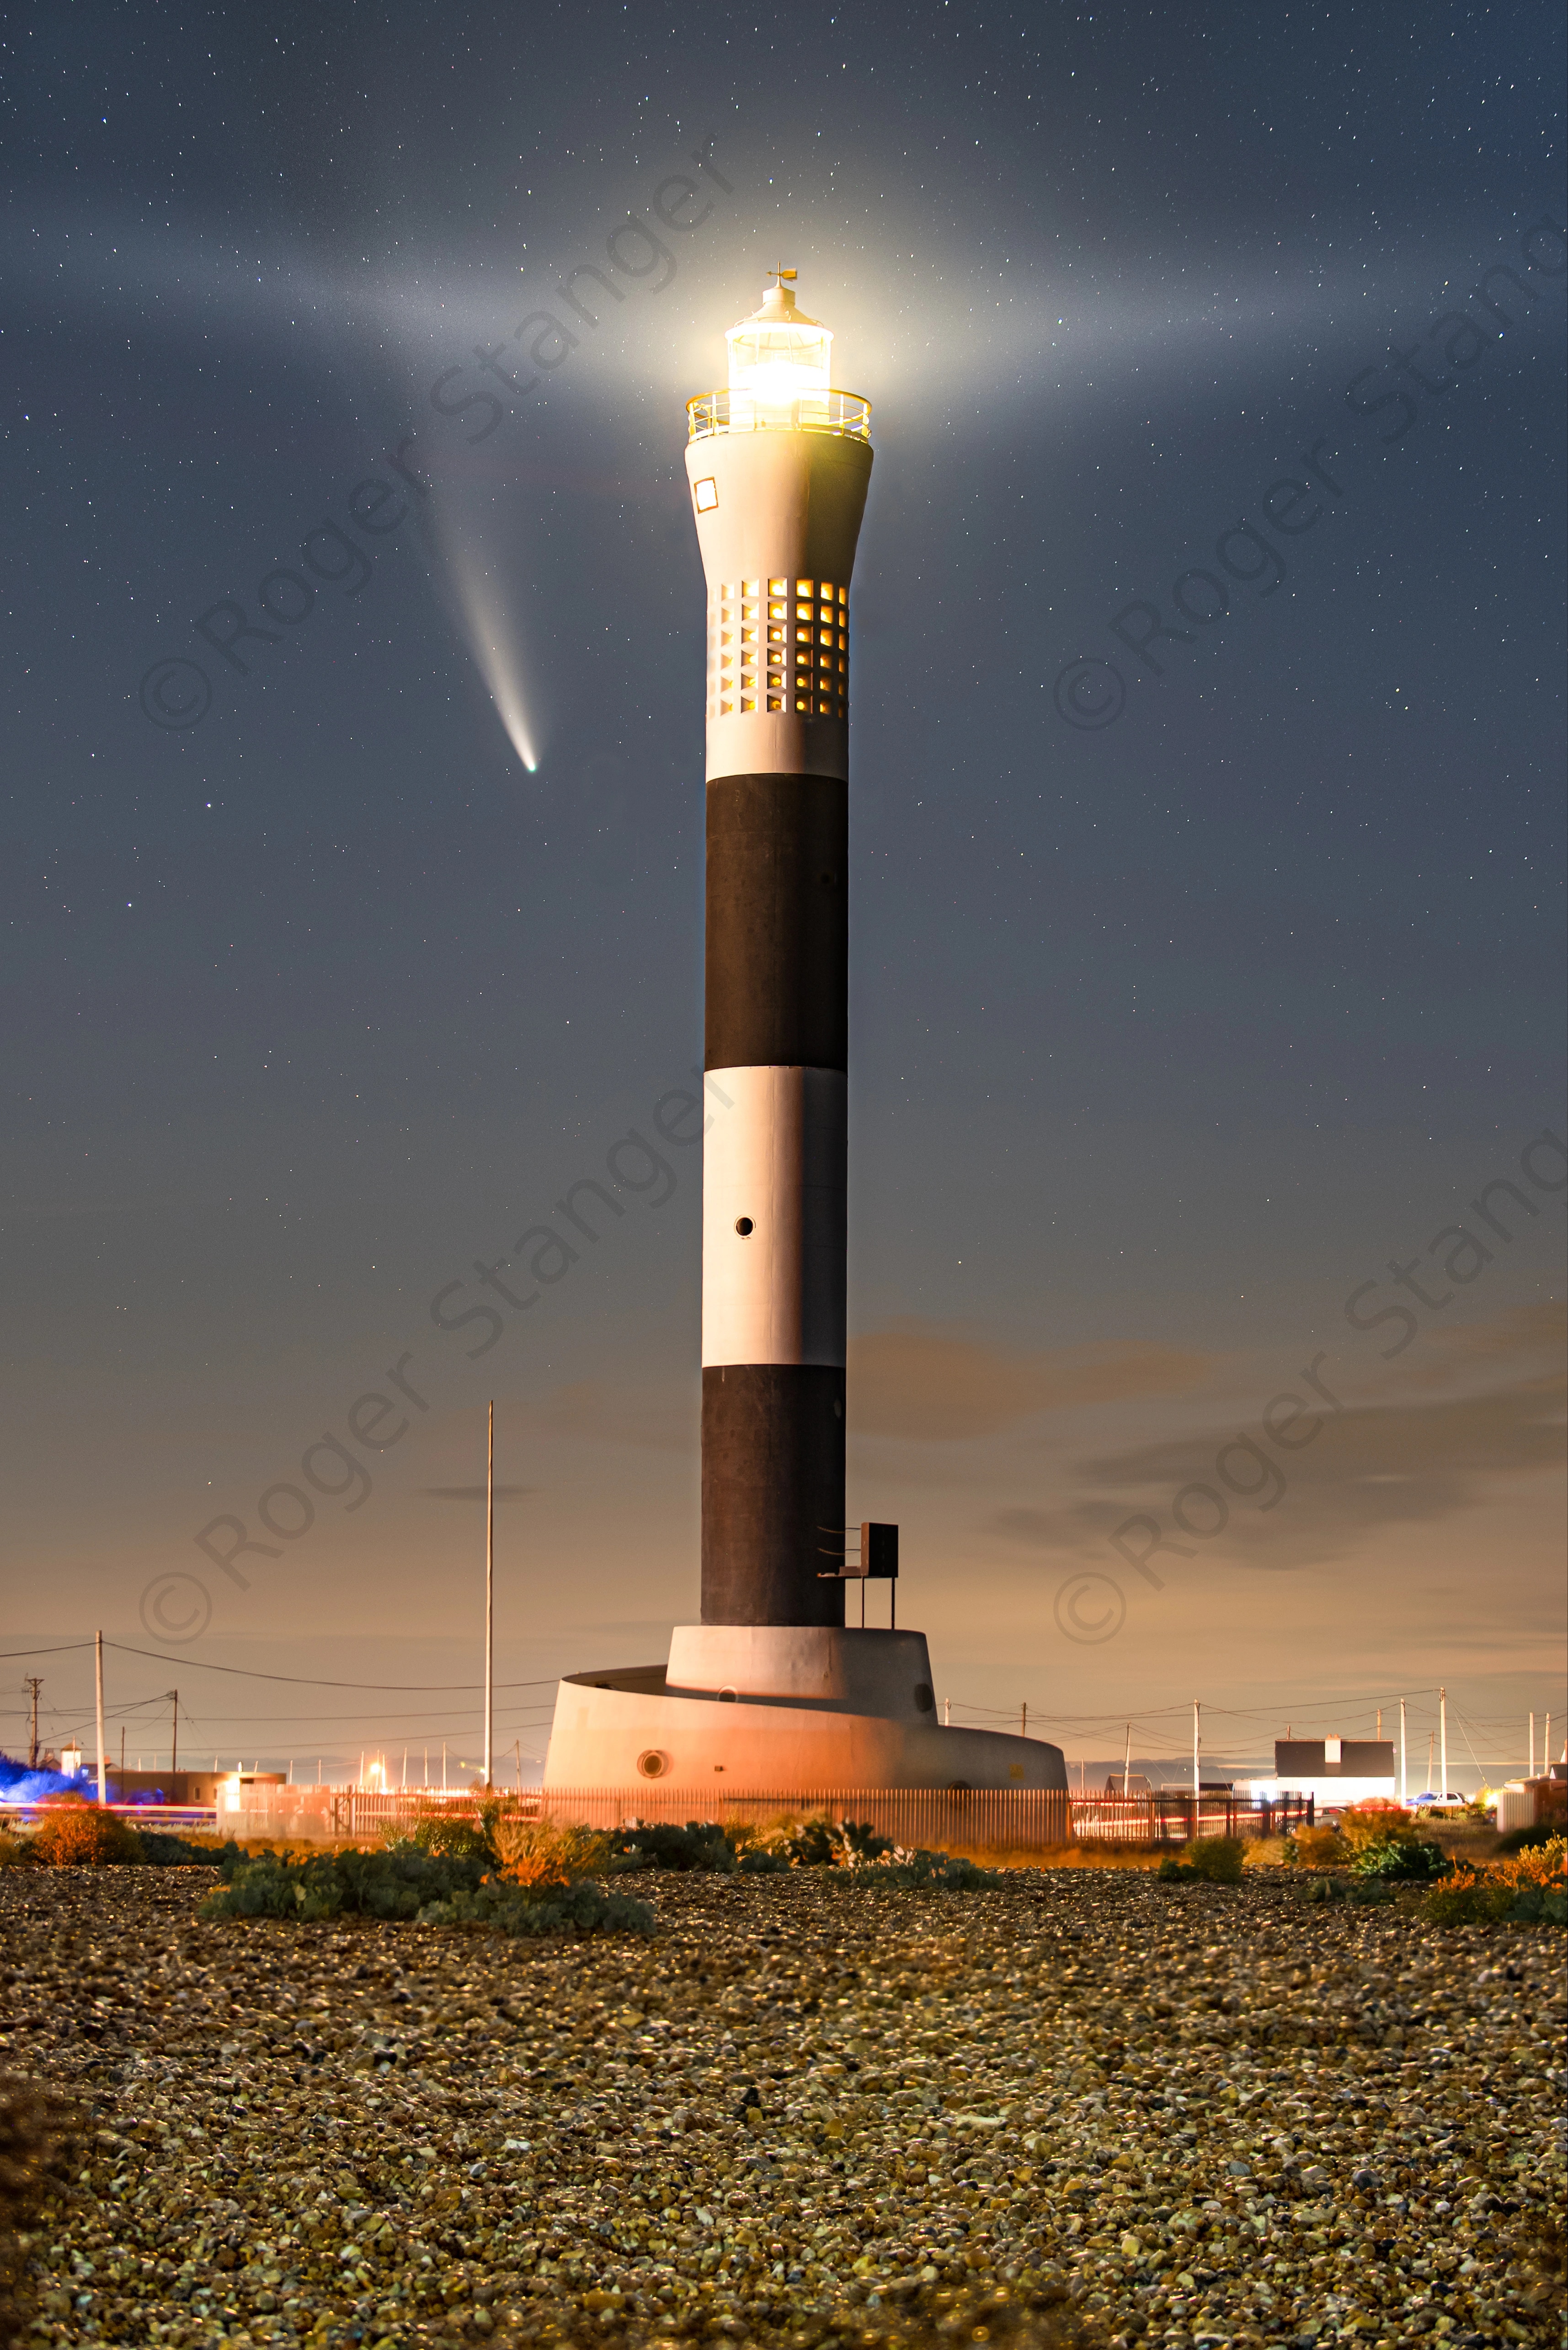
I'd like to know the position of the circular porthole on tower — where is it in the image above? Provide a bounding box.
[636,1750,668,1778]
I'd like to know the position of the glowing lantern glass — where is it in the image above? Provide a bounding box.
[725,279,832,427]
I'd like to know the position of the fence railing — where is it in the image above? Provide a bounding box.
[1,1786,1313,1851]
[320,1787,1310,1852]
[1071,1791,1314,1843]
[687,387,873,442]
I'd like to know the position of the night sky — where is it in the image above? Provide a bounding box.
[5,2,1564,1788]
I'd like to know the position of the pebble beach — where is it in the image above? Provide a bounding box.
[1,1864,1562,2348]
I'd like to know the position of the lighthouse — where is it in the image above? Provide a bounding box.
[688,273,869,1629]
[542,275,1066,1797]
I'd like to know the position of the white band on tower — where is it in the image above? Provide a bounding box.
[701,1065,847,1368]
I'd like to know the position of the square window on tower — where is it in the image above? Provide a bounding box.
[693,477,719,512]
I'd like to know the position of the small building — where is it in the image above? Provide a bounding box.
[105,1768,235,1806]
[1244,1735,1397,1809]
[1497,1773,1567,1833]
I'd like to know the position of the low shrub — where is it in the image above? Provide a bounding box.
[1243,1836,1294,1868]
[397,1796,511,1865]
[1158,1836,1244,1886]
[199,1839,654,1934]
[1188,1834,1245,1883]
[1421,1838,1566,1926]
[0,1831,43,1868]
[492,1817,613,1891]
[726,1812,999,1887]
[419,1878,656,1937]
[1289,1824,1350,1868]
[1349,1834,1447,1881]
[606,1820,736,1873]
[28,1802,143,1867]
[1495,1821,1560,1856]
[1302,1874,1344,1904]
[1422,1869,1515,1926]
[1338,1803,1422,1854]
[1505,1881,1568,1925]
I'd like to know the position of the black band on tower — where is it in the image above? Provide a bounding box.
[705,774,848,1073]
[701,1364,847,1625]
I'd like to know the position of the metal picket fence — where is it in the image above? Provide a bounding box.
[316,1785,1309,1852]
[2,1784,1312,1850]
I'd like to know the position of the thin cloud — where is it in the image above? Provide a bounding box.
[847,1321,1210,1442]
[991,1370,1565,1568]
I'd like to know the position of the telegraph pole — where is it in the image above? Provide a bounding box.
[1439,1686,1448,1801]
[484,1399,495,1791]
[94,1632,107,1807]
[171,1690,179,1776]
[24,1677,43,1769]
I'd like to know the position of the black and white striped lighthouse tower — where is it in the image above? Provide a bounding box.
[684,274,873,1629]
[541,275,1067,1795]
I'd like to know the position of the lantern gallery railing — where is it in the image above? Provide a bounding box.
[687,388,873,442]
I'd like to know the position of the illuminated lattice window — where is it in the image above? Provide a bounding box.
[709,577,848,721]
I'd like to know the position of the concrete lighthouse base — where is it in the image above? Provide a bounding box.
[540,1626,1067,1793]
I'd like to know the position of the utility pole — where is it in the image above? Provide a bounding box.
[1439,1686,1448,1801]
[1019,1700,1028,1739]
[171,1690,178,1777]
[484,1399,495,1791]
[1529,1711,1535,1777]
[1193,1699,1201,1803]
[24,1677,42,1769]
[94,1632,107,1807]
[1399,1698,1407,1803]
[1122,1721,1132,1798]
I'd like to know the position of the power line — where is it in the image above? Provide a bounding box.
[107,1642,558,1692]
